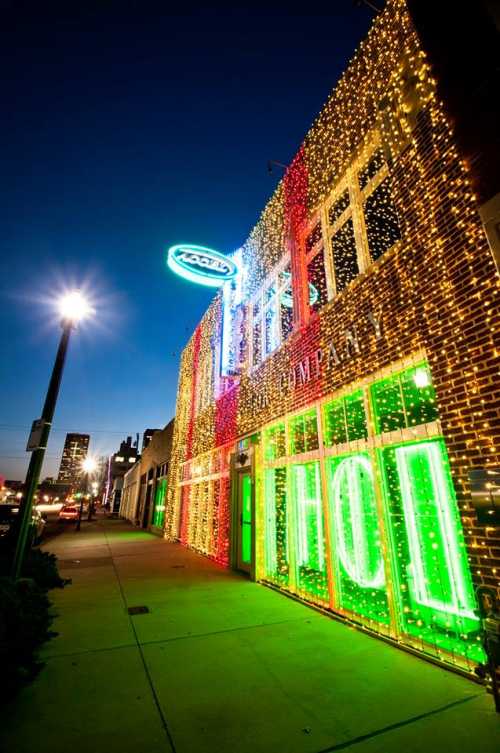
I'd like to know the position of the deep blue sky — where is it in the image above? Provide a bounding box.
[0,1,375,480]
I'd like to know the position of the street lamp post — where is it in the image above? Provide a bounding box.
[75,492,85,532]
[77,457,97,531]
[11,291,92,580]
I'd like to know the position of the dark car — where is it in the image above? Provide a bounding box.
[0,504,46,545]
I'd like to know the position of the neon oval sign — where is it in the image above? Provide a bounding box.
[167,244,239,288]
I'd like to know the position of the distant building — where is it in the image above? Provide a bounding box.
[106,436,140,514]
[142,429,161,452]
[57,433,90,485]
[121,419,174,532]
[37,478,71,500]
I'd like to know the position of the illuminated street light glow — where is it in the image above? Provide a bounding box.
[58,291,92,323]
[81,457,98,474]
[167,244,239,287]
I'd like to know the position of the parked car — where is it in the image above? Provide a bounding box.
[0,504,46,544]
[58,504,79,521]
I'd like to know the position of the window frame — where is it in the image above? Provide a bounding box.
[296,131,401,316]
[248,253,293,371]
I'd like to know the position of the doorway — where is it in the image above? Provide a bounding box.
[236,471,252,573]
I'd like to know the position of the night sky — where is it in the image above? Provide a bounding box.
[0,1,375,480]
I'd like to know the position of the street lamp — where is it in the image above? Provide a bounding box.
[76,456,97,530]
[11,290,93,579]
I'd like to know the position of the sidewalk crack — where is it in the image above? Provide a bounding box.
[313,693,483,753]
[103,527,178,753]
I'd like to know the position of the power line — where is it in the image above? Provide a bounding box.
[0,424,140,435]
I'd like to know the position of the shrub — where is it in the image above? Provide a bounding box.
[0,540,70,589]
[0,577,57,699]
[21,548,70,590]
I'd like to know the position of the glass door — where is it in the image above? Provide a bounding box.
[237,472,252,572]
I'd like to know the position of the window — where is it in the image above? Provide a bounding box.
[221,249,246,378]
[323,389,367,447]
[264,467,289,585]
[370,363,438,434]
[289,409,319,455]
[291,461,328,601]
[326,453,389,624]
[264,422,286,462]
[380,438,480,658]
[331,218,359,293]
[251,261,293,367]
[304,221,329,313]
[258,357,483,664]
[323,136,401,298]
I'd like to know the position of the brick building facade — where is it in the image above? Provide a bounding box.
[164,0,499,677]
[121,420,174,531]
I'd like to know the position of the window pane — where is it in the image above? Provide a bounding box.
[332,218,359,293]
[370,374,405,433]
[364,176,401,262]
[358,147,385,190]
[265,282,277,304]
[264,423,286,462]
[290,410,318,454]
[327,453,389,625]
[279,268,294,338]
[380,439,484,662]
[329,188,350,225]
[306,222,322,253]
[401,364,438,427]
[264,302,278,355]
[291,462,328,601]
[280,299,293,340]
[290,415,306,455]
[307,249,328,313]
[279,264,292,286]
[371,363,438,434]
[304,411,319,452]
[264,467,289,586]
[252,321,261,366]
[323,390,367,446]
[323,398,347,447]
[345,390,368,441]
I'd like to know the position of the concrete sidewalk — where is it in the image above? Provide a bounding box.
[1,517,498,753]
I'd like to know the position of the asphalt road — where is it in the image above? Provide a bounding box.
[39,510,69,543]
[38,506,102,545]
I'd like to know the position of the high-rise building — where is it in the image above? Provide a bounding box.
[57,433,90,485]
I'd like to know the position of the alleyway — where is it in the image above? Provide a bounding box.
[1,517,498,753]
